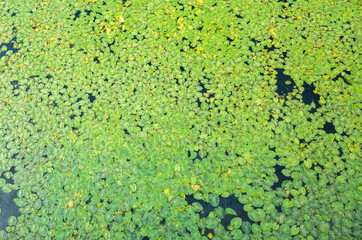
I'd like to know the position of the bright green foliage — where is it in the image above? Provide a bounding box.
[0,0,361,239]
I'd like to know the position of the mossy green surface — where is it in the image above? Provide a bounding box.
[0,0,361,239]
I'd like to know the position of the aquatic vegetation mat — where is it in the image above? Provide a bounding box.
[0,0,361,239]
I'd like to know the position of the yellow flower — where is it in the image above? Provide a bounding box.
[65,200,75,208]
[191,184,200,191]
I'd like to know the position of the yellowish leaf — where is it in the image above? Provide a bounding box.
[191,184,200,191]
[116,15,125,23]
[269,28,277,36]
[65,200,75,208]
[164,187,171,194]
[177,17,184,24]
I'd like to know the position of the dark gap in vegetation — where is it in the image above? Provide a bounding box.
[331,70,352,85]
[10,153,19,160]
[0,187,20,230]
[275,68,296,97]
[52,99,59,108]
[226,37,234,43]
[195,99,202,108]
[73,10,82,21]
[249,38,261,52]
[186,194,255,233]
[207,93,215,100]
[278,14,289,19]
[0,166,16,185]
[203,228,215,238]
[271,163,293,190]
[188,42,196,51]
[106,40,115,54]
[274,68,321,113]
[137,125,143,131]
[275,205,282,213]
[0,37,19,59]
[323,122,336,134]
[85,9,93,16]
[189,150,205,163]
[176,2,185,11]
[85,194,92,205]
[264,37,276,52]
[300,82,321,114]
[197,79,208,94]
[337,147,343,158]
[186,194,214,218]
[341,132,349,138]
[310,162,324,182]
[6,8,17,17]
[28,119,35,125]
[88,93,96,103]
[10,80,19,90]
[220,195,253,227]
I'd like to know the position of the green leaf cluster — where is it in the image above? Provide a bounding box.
[0,0,360,239]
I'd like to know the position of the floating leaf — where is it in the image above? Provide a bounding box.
[130,183,137,192]
[225,208,237,216]
[0,178,5,188]
[192,202,203,212]
[205,219,218,229]
[7,216,17,226]
[2,184,12,193]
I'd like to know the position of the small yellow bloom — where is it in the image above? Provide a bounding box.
[269,28,277,37]
[286,190,290,198]
[177,17,184,24]
[164,187,171,194]
[65,200,74,208]
[116,15,125,23]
